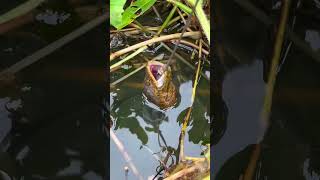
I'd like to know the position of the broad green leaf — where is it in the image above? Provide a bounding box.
[114,0,157,30]
[110,0,126,28]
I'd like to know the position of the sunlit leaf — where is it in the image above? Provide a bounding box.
[113,0,157,30]
[110,0,126,28]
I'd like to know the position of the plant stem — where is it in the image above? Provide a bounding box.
[167,13,187,27]
[195,4,210,43]
[170,39,209,55]
[152,6,163,22]
[157,5,178,35]
[110,129,144,180]
[0,0,45,24]
[192,55,202,104]
[111,26,160,34]
[177,8,193,32]
[109,5,181,70]
[178,53,202,162]
[243,1,291,180]
[184,0,210,43]
[166,0,192,14]
[234,0,320,63]
[164,0,201,70]
[161,42,209,81]
[0,14,108,79]
[111,64,146,87]
[110,31,201,61]
[110,47,147,70]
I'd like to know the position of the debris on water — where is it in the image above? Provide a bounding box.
[35,9,71,25]
[121,64,132,70]
[16,146,30,162]
[305,30,320,50]
[124,165,129,180]
[124,166,129,173]
[2,48,13,53]
[21,86,32,92]
[110,33,125,49]
[171,41,194,52]
[5,99,22,111]
[205,71,210,79]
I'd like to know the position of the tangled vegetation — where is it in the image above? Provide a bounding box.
[110,0,210,179]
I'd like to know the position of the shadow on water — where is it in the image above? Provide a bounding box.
[0,1,106,179]
[214,0,320,179]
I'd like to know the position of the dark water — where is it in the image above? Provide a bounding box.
[214,0,320,179]
[0,1,106,179]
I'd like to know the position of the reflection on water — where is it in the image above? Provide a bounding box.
[213,61,266,176]
[214,0,320,179]
[0,16,106,180]
[110,57,210,179]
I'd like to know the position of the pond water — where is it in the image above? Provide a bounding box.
[213,1,320,179]
[0,1,107,179]
[110,45,210,179]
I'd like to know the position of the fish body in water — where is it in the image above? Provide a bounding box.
[143,61,177,109]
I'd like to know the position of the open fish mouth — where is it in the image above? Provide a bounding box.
[147,61,165,88]
[150,64,163,80]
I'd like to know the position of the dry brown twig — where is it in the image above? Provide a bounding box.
[110,31,201,61]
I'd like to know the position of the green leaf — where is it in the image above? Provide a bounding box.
[113,0,157,30]
[110,0,126,28]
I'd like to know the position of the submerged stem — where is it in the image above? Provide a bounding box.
[110,129,144,180]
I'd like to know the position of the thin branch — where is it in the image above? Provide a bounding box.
[110,31,201,61]
[0,0,45,24]
[152,6,163,22]
[178,107,192,162]
[110,129,144,180]
[260,0,291,131]
[234,0,320,63]
[110,64,146,87]
[0,14,108,80]
[110,6,181,72]
[167,13,187,27]
[179,54,202,162]
[110,47,147,70]
[110,26,160,34]
[170,39,209,55]
[191,55,202,104]
[243,1,291,180]
[176,8,193,32]
[243,144,261,180]
[161,42,209,81]
[0,10,33,35]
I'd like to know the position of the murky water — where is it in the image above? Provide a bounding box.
[110,45,210,179]
[0,1,106,179]
[214,0,320,179]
